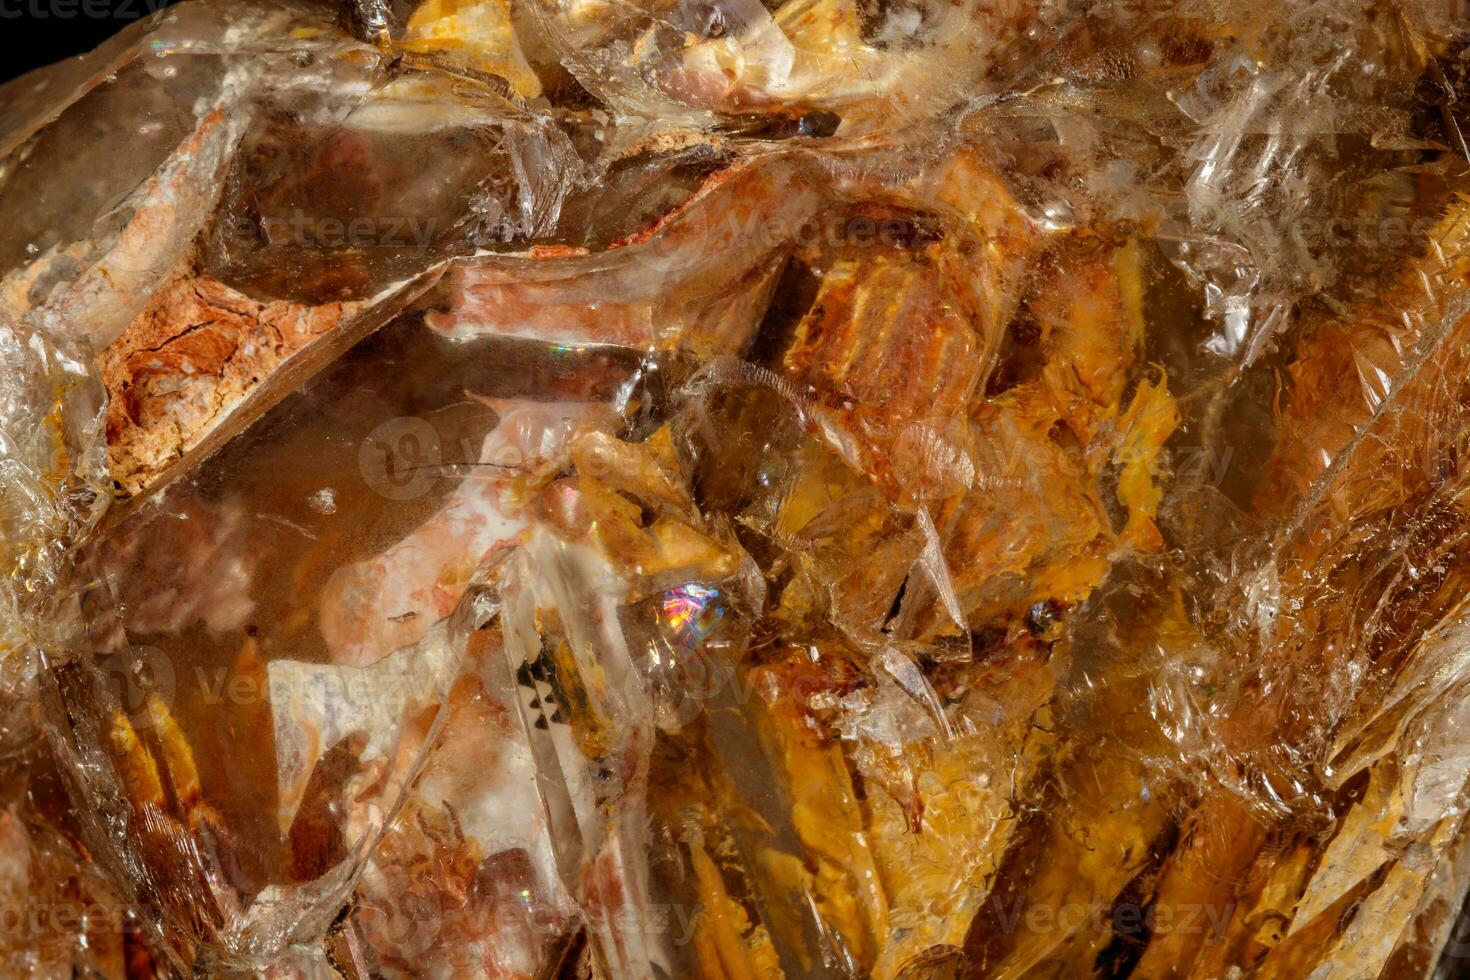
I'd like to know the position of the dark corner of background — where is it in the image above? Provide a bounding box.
[2,0,186,85]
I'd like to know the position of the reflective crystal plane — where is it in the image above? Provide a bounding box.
[4,0,1470,976]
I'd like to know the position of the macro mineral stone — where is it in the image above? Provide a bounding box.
[3,0,1470,976]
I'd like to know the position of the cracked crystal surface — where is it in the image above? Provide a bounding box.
[3,0,1470,976]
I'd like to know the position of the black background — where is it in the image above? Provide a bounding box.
[1,0,183,84]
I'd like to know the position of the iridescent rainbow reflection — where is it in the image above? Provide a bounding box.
[659,583,725,656]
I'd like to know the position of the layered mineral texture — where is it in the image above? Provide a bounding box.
[3,0,1470,977]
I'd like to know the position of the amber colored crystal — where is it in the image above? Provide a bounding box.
[4,0,1470,977]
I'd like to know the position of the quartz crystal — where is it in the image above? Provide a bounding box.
[3,0,1470,976]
